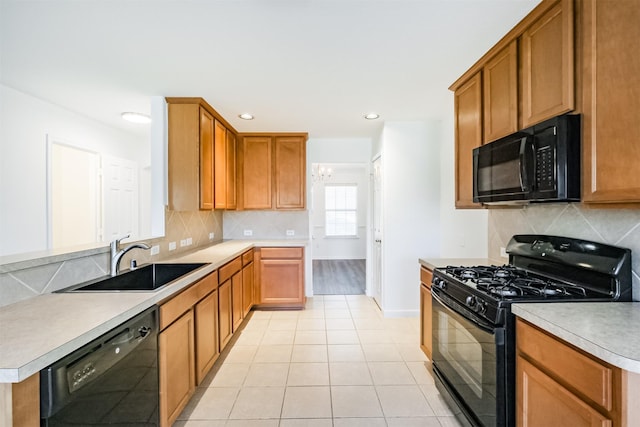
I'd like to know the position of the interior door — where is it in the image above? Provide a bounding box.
[372,156,383,307]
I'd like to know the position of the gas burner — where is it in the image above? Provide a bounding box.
[460,270,478,280]
[490,285,520,297]
[493,269,513,279]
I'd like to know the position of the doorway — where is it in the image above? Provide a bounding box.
[310,163,368,295]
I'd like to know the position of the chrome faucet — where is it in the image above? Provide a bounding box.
[110,234,151,276]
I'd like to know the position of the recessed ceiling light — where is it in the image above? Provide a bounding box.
[121,112,151,124]
[239,113,254,120]
[364,113,380,120]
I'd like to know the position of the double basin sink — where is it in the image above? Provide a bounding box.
[62,263,208,292]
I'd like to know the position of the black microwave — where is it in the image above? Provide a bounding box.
[473,114,581,204]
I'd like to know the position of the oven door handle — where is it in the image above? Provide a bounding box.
[432,290,495,334]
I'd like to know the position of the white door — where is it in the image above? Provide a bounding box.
[372,156,383,307]
[102,155,139,243]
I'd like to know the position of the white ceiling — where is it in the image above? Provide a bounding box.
[0,0,539,139]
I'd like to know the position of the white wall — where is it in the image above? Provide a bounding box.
[380,121,441,316]
[438,94,488,257]
[0,85,149,256]
[311,164,368,260]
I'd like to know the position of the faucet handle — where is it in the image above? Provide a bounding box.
[115,234,131,245]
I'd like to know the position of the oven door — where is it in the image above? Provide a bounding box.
[431,289,511,427]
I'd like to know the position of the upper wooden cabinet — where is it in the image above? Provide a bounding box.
[454,73,483,209]
[274,136,306,209]
[483,41,518,143]
[214,120,237,210]
[168,102,213,211]
[521,0,574,127]
[580,0,640,203]
[238,133,307,210]
[166,97,238,211]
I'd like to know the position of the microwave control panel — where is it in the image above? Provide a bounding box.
[535,145,556,191]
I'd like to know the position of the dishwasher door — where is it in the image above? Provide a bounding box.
[40,306,159,426]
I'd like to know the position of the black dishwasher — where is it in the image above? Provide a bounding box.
[40,306,159,426]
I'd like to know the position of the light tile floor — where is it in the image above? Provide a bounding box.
[175,295,464,427]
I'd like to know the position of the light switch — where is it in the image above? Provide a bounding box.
[244,230,253,236]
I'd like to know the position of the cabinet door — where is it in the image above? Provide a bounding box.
[194,289,218,385]
[521,0,574,127]
[454,72,483,209]
[214,120,227,209]
[199,107,215,210]
[274,136,306,210]
[226,131,237,209]
[218,279,233,350]
[231,271,243,332]
[420,267,433,360]
[581,0,640,203]
[168,102,200,212]
[242,136,273,209]
[259,259,304,306]
[242,261,254,317]
[517,355,612,427]
[159,310,195,427]
[483,41,518,143]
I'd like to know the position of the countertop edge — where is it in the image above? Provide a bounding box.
[0,239,309,383]
[512,303,640,374]
[418,258,498,271]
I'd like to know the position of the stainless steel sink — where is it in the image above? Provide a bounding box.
[62,263,208,292]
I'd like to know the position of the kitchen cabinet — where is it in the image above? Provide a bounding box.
[454,72,483,209]
[238,133,307,210]
[214,120,237,210]
[256,247,305,308]
[521,0,574,128]
[8,373,39,427]
[579,0,640,203]
[158,271,218,426]
[167,101,214,211]
[516,318,621,426]
[274,136,306,210]
[166,97,239,212]
[159,310,195,427]
[419,266,433,360]
[231,270,243,332]
[242,249,255,317]
[483,41,518,143]
[218,257,241,349]
[194,288,219,384]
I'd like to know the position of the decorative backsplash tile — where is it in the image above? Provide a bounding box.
[0,208,223,307]
[488,203,640,301]
[223,211,309,240]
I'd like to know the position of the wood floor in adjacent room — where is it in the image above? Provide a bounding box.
[313,260,366,295]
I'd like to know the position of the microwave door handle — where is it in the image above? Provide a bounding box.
[519,137,531,192]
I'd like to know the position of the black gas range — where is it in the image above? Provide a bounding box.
[430,234,632,427]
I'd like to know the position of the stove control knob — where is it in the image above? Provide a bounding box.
[433,278,446,290]
[476,301,487,314]
[465,295,477,308]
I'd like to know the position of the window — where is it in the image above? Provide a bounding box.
[325,184,357,236]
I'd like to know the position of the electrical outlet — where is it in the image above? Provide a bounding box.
[180,239,187,247]
[244,229,253,236]
[150,245,160,256]
[286,229,295,236]
[209,232,215,240]
[186,237,192,245]
[169,241,177,251]
[500,247,508,258]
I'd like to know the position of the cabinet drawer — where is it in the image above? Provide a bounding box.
[160,272,217,330]
[420,267,433,289]
[260,247,303,259]
[219,257,242,283]
[242,250,254,265]
[516,319,614,410]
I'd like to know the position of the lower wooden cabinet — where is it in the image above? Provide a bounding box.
[257,247,305,308]
[419,266,433,360]
[242,259,254,317]
[159,310,195,427]
[194,288,219,384]
[516,319,620,427]
[231,270,243,332]
[218,279,233,350]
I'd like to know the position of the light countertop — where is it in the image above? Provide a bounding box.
[513,302,640,373]
[0,239,307,383]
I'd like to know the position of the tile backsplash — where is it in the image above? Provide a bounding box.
[488,203,640,301]
[223,211,309,240]
[0,209,223,307]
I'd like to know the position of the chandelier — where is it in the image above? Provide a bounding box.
[312,164,333,183]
